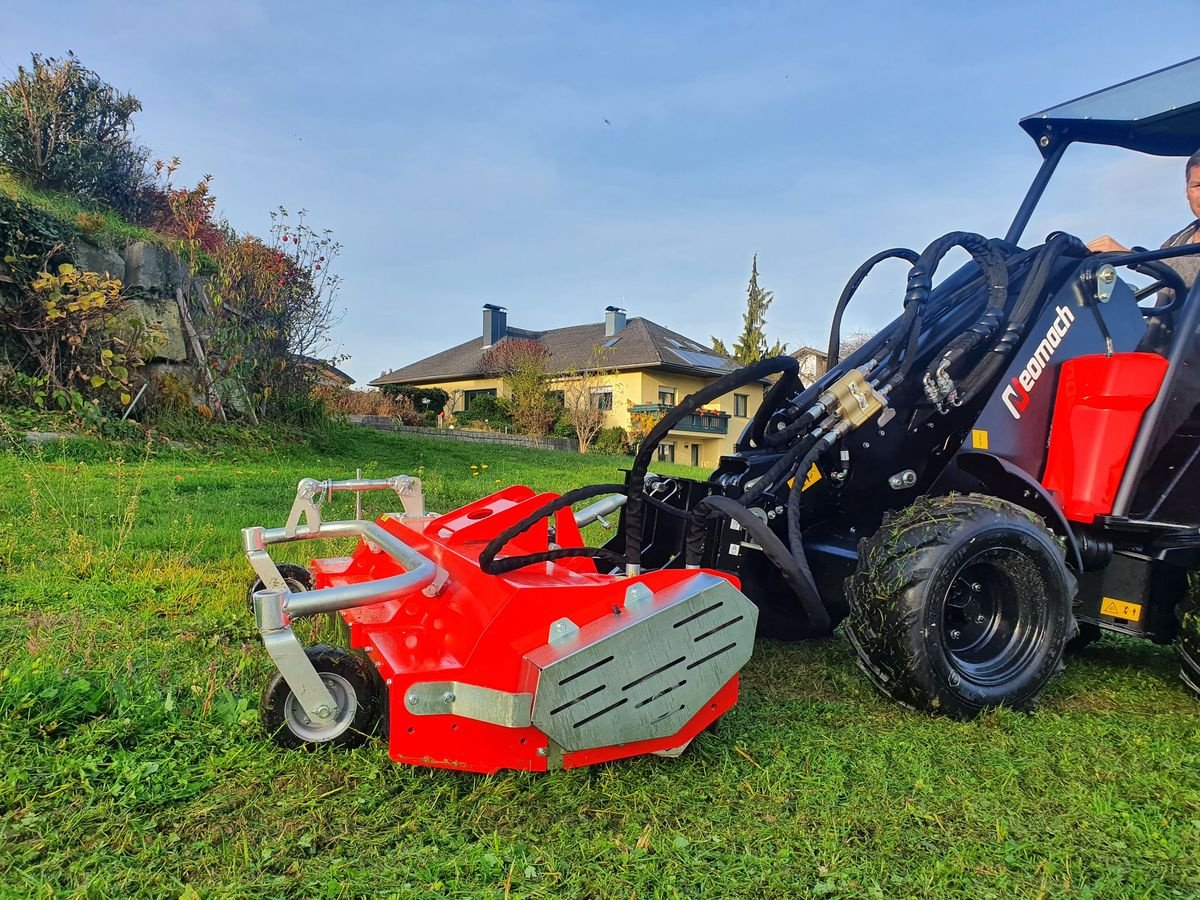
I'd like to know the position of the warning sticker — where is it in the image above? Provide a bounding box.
[1101,597,1142,621]
[801,464,823,492]
[971,429,989,450]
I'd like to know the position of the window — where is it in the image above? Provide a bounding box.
[546,390,564,407]
[734,393,748,417]
[657,442,675,463]
[463,388,497,411]
[590,388,613,411]
[658,388,675,406]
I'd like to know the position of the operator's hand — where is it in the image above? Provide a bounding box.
[1087,235,1129,253]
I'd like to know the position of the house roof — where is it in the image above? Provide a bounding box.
[792,345,828,359]
[370,317,747,386]
[297,354,354,385]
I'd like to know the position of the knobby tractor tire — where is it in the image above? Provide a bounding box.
[1178,590,1200,699]
[261,644,383,750]
[844,493,1077,719]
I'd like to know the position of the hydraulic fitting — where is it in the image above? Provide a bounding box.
[818,368,888,431]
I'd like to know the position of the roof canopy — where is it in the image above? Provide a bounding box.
[1020,56,1200,157]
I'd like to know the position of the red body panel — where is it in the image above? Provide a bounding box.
[308,488,742,773]
[1041,352,1168,523]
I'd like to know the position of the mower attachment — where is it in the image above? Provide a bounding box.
[245,476,758,772]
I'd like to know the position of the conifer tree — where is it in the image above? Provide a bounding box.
[711,255,787,364]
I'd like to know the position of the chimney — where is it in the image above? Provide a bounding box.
[482,304,507,346]
[604,305,626,337]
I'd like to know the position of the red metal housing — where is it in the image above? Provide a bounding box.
[309,487,746,773]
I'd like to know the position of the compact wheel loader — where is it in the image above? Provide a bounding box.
[245,58,1200,771]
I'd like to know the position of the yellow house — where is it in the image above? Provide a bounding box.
[370,305,767,468]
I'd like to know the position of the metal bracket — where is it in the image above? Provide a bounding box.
[254,589,340,722]
[283,475,426,538]
[404,681,533,727]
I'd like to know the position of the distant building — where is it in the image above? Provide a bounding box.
[298,355,354,388]
[371,305,766,467]
[792,346,829,382]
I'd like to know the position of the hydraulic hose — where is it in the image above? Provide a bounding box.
[912,234,1012,390]
[827,248,919,369]
[954,233,1089,407]
[624,355,801,574]
[739,365,802,451]
[684,494,830,632]
[479,484,629,575]
[878,232,1010,385]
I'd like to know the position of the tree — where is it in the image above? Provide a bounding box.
[711,255,787,364]
[480,338,555,436]
[558,346,618,453]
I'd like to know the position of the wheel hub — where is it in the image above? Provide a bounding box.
[283,672,357,741]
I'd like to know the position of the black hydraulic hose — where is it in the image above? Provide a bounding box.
[907,233,1011,383]
[786,439,833,596]
[955,234,1089,406]
[827,248,919,368]
[624,355,801,572]
[738,428,824,507]
[739,366,802,451]
[684,494,830,632]
[479,484,628,575]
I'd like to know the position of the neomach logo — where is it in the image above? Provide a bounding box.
[1001,305,1076,420]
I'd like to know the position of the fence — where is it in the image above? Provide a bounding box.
[346,416,577,453]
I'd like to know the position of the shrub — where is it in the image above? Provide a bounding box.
[457,393,513,428]
[0,53,152,218]
[378,384,450,415]
[552,416,578,440]
[593,426,627,455]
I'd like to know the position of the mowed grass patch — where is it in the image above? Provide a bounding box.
[1,424,1198,898]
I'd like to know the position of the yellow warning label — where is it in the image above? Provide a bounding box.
[801,464,823,492]
[1101,597,1142,621]
[971,429,989,450]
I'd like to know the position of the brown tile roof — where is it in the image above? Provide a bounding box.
[370,317,746,386]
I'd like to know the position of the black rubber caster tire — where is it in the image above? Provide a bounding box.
[261,644,382,749]
[845,493,1076,719]
[247,563,314,614]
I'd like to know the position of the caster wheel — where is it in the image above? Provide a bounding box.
[247,563,314,614]
[261,644,382,749]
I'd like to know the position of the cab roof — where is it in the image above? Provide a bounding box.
[1021,56,1200,157]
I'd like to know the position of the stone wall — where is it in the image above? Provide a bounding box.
[73,236,190,365]
[347,415,577,453]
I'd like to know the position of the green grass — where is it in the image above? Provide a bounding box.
[0,167,164,249]
[1,422,1198,898]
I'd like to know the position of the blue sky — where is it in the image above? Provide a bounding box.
[3,2,1198,383]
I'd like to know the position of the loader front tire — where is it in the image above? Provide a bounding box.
[845,494,1076,719]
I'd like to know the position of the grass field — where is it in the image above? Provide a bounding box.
[1,422,1198,899]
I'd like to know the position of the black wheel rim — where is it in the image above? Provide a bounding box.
[941,544,1050,686]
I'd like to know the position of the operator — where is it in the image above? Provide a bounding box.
[1087,148,1200,301]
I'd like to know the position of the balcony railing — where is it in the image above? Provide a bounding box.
[629,403,730,435]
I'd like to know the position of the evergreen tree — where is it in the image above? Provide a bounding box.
[711,255,787,364]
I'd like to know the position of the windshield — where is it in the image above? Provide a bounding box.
[1020,56,1200,157]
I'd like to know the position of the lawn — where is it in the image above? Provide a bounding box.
[1,423,1197,899]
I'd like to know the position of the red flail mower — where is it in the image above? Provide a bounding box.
[244,476,757,773]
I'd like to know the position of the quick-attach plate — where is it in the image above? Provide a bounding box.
[524,573,758,753]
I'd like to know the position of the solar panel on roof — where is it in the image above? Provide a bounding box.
[669,348,738,371]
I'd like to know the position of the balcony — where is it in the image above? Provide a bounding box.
[629,403,730,435]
